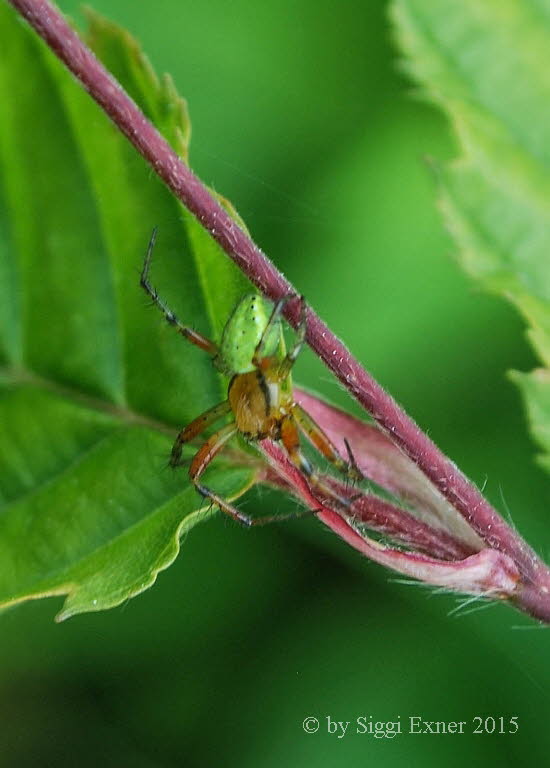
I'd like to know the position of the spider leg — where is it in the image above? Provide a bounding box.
[187,419,318,527]
[170,400,231,468]
[247,506,320,526]
[291,403,363,482]
[189,423,258,526]
[280,416,355,511]
[277,295,307,379]
[252,292,303,367]
[140,228,219,355]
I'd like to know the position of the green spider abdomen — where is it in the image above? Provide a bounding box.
[214,292,282,375]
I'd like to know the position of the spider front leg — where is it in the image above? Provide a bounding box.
[252,293,306,369]
[188,422,258,525]
[280,416,356,511]
[291,403,363,483]
[169,400,231,468]
[188,420,317,527]
[277,295,307,379]
[140,228,219,355]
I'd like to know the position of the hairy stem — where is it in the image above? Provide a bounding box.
[7,0,550,620]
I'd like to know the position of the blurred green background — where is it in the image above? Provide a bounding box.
[2,1,550,766]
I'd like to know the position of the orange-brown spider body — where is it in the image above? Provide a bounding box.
[228,364,290,440]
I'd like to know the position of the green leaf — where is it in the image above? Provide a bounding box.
[391,0,550,469]
[0,6,255,619]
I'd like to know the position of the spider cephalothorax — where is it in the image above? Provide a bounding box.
[140,228,362,525]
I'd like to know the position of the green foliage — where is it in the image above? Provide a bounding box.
[391,0,550,469]
[0,6,254,619]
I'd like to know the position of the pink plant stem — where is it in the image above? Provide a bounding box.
[7,0,550,620]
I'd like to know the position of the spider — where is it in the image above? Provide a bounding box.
[140,228,362,526]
